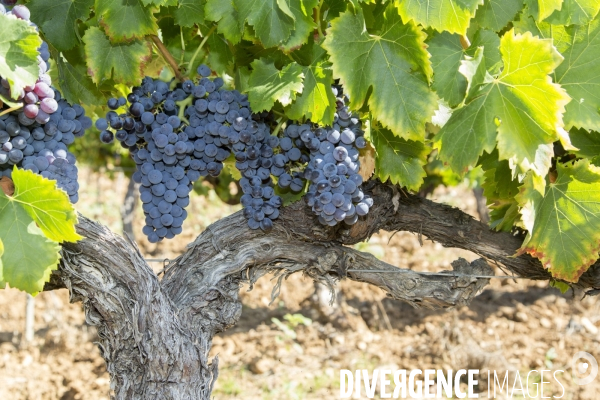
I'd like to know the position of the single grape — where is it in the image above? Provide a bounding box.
[100,130,114,144]
[197,64,212,77]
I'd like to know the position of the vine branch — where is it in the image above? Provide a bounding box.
[314,0,326,40]
[149,35,184,82]
[0,103,23,117]
[40,180,600,398]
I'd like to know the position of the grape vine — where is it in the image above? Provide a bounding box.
[0,0,599,294]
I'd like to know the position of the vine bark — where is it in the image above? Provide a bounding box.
[44,180,600,399]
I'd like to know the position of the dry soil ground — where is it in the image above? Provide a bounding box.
[0,169,598,399]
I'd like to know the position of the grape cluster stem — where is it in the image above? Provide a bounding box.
[187,25,217,76]
[0,104,23,117]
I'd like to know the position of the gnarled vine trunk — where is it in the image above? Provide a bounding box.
[44,181,600,399]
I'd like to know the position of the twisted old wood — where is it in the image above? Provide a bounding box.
[43,180,600,399]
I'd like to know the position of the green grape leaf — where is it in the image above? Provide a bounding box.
[467,29,501,74]
[370,125,428,191]
[174,0,205,27]
[545,0,600,25]
[238,0,296,48]
[569,128,600,158]
[286,45,336,125]
[554,18,600,131]
[207,0,296,47]
[323,6,436,142]
[274,184,305,206]
[480,153,522,231]
[83,27,152,86]
[515,170,546,237]
[247,59,304,112]
[435,29,570,176]
[28,0,94,52]
[95,0,158,42]
[525,0,564,21]
[481,161,520,201]
[434,48,494,173]
[474,0,523,31]
[10,168,82,243]
[513,14,572,53]
[0,14,43,100]
[142,0,177,5]
[550,280,570,293]
[490,202,520,231]
[206,33,234,75]
[205,0,245,44]
[233,41,290,69]
[0,193,61,295]
[0,93,22,108]
[234,66,251,93]
[322,0,352,20]
[395,0,483,35]
[282,0,318,50]
[518,160,600,282]
[55,56,106,107]
[223,154,242,181]
[0,239,4,289]
[428,32,467,107]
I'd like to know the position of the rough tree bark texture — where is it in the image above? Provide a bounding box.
[120,175,139,240]
[44,180,600,399]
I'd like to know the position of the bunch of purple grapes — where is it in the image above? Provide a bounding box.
[97,65,373,240]
[95,65,285,241]
[0,4,91,203]
[235,122,285,233]
[286,86,371,226]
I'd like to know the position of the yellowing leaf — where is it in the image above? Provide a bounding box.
[519,160,600,282]
[83,27,152,86]
[11,168,82,243]
[435,29,570,176]
[0,194,60,295]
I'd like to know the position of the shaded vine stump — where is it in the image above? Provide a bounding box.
[43,181,600,399]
